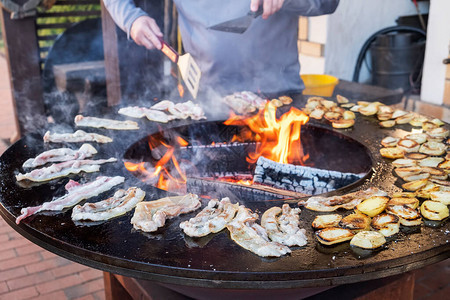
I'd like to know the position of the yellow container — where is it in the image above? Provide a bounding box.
[301,74,339,97]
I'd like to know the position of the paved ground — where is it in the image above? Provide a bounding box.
[0,54,449,299]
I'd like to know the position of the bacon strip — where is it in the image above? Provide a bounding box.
[22,144,98,168]
[226,206,291,257]
[180,197,239,237]
[16,176,125,224]
[71,187,145,221]
[75,115,139,130]
[131,193,201,232]
[16,158,117,182]
[44,130,112,143]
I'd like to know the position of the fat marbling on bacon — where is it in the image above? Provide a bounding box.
[22,144,98,168]
[44,130,113,144]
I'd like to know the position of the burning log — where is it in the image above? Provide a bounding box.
[186,177,306,202]
[253,156,364,195]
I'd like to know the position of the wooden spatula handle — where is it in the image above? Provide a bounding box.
[159,38,179,63]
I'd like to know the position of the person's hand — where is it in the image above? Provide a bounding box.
[130,16,163,50]
[250,0,285,19]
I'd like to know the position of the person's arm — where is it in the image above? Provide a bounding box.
[250,0,339,18]
[102,0,162,50]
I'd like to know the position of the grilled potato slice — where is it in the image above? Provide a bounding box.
[422,121,439,131]
[341,103,355,108]
[397,139,420,153]
[322,99,337,109]
[409,115,428,127]
[381,136,399,148]
[316,228,354,246]
[312,214,342,230]
[391,110,407,119]
[391,192,416,198]
[418,157,445,168]
[324,111,343,122]
[420,200,449,221]
[378,105,394,114]
[380,120,396,128]
[339,213,371,231]
[404,133,428,145]
[438,159,450,170]
[427,127,449,140]
[270,98,283,107]
[371,213,400,237]
[336,94,349,104]
[429,190,450,205]
[396,113,414,125]
[380,147,404,159]
[420,167,448,180]
[402,172,430,182]
[359,103,379,116]
[388,197,419,209]
[309,108,325,120]
[415,182,440,199]
[377,112,393,121]
[350,231,386,249]
[404,152,429,160]
[392,159,417,168]
[419,142,446,156]
[430,118,445,127]
[332,119,355,129]
[386,205,422,226]
[402,178,428,191]
[394,166,422,178]
[356,196,389,217]
[343,110,356,120]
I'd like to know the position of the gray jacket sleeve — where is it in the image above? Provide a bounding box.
[283,0,339,16]
[102,0,147,38]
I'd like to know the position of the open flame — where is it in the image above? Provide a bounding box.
[125,101,309,191]
[224,102,310,165]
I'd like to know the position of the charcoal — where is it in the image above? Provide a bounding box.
[253,156,364,195]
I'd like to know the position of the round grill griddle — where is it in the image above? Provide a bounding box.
[0,101,449,289]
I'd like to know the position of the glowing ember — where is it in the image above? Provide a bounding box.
[224,102,309,165]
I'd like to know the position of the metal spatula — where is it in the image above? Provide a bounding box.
[208,7,264,34]
[160,39,201,99]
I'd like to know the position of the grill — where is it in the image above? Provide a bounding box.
[0,95,449,290]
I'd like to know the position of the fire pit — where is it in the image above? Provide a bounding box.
[0,97,449,290]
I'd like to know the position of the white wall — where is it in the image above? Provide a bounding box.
[325,0,429,82]
[420,0,450,105]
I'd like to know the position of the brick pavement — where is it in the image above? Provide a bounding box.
[0,54,449,299]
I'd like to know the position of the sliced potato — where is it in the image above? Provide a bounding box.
[359,103,379,116]
[332,119,355,129]
[310,108,325,120]
[427,127,449,140]
[357,101,370,107]
[404,133,428,145]
[422,121,439,131]
[386,205,422,226]
[404,152,429,160]
[392,158,417,168]
[391,110,407,119]
[394,166,422,178]
[420,167,448,180]
[270,98,283,107]
[380,120,396,128]
[378,105,394,114]
[341,103,355,108]
[429,190,450,205]
[402,172,430,182]
[402,178,428,191]
[381,136,399,148]
[312,214,342,230]
[438,160,450,170]
[415,182,439,199]
[419,141,446,156]
[371,213,400,237]
[338,213,371,231]
[387,197,419,209]
[380,147,404,159]
[324,111,343,122]
[336,94,349,104]
[350,231,386,249]
[322,99,337,109]
[396,113,414,125]
[397,139,420,153]
[418,157,445,168]
[315,228,354,246]
[420,200,449,221]
[350,105,362,112]
[343,110,356,120]
[356,196,389,217]
[430,118,445,127]
[377,112,393,121]
[409,116,428,127]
